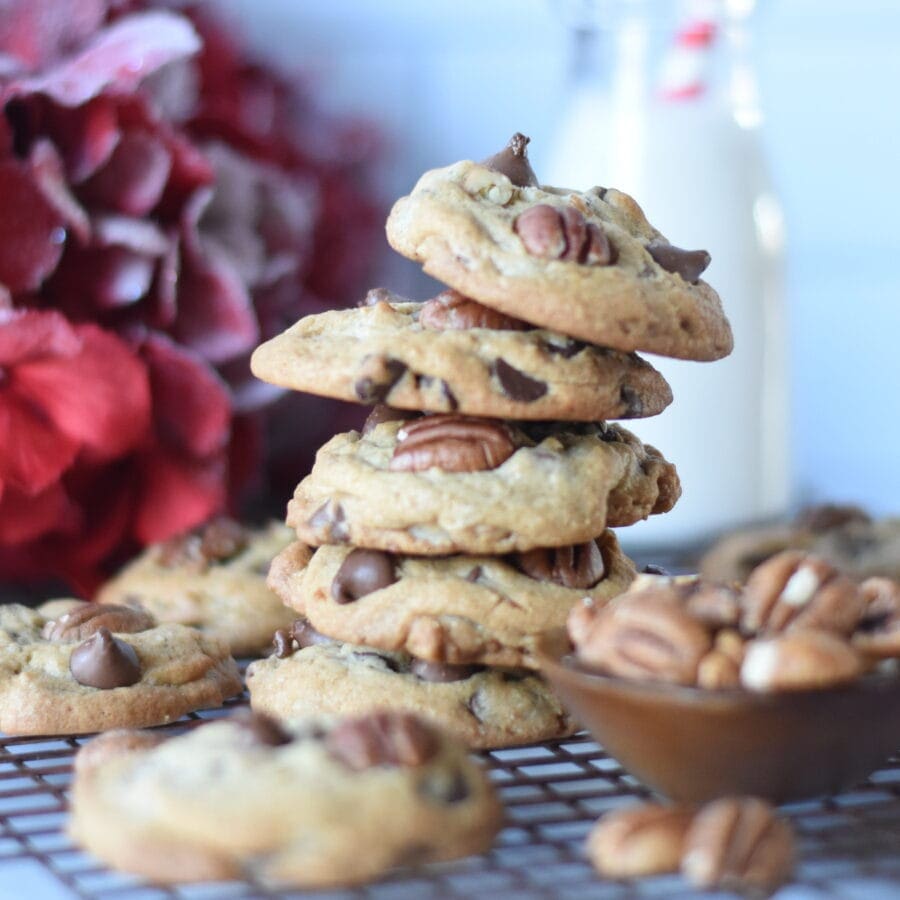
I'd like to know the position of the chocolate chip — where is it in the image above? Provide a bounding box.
[620,385,643,417]
[598,423,620,443]
[492,358,548,402]
[410,659,483,683]
[273,628,294,658]
[234,709,293,747]
[465,566,483,583]
[466,690,486,723]
[480,132,539,187]
[362,404,411,434]
[646,241,710,283]
[642,564,672,576]
[308,501,348,542]
[541,337,586,359]
[417,769,471,804]
[69,628,142,689]
[354,357,407,403]
[291,619,333,649]
[331,549,397,603]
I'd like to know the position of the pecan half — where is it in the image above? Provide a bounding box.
[418,289,527,331]
[513,539,606,590]
[158,517,248,571]
[390,415,518,473]
[569,594,712,685]
[682,797,795,892]
[697,630,745,690]
[325,711,439,771]
[740,629,862,692]
[588,803,693,878]
[514,204,616,265]
[42,603,155,642]
[742,551,866,636]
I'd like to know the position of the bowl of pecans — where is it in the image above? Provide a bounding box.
[538,553,900,804]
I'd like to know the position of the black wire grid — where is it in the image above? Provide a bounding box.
[4,687,900,900]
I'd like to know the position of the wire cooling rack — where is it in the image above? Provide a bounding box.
[4,691,900,900]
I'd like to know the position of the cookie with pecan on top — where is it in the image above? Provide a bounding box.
[386,134,732,361]
[250,287,672,421]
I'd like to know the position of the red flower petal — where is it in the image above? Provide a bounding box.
[139,330,230,457]
[79,129,172,216]
[0,479,79,544]
[49,244,156,311]
[0,156,66,292]
[29,139,91,242]
[42,96,121,183]
[133,445,226,544]
[0,393,79,492]
[172,247,258,363]
[92,214,169,255]
[3,11,201,107]
[0,308,80,366]
[0,0,108,70]
[14,322,151,459]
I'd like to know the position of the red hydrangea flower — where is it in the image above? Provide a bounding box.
[0,1,381,594]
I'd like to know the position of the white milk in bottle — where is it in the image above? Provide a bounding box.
[546,0,790,551]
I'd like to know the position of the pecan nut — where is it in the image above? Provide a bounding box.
[682,797,794,892]
[740,629,863,692]
[742,551,866,636]
[42,603,155,642]
[390,415,518,473]
[569,593,713,685]
[418,289,527,331]
[513,539,606,590]
[325,711,439,771]
[853,577,900,659]
[158,517,248,571]
[514,204,616,265]
[587,802,693,878]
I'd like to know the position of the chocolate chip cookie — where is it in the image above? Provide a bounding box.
[288,417,680,555]
[250,289,672,421]
[0,600,241,735]
[69,711,502,887]
[268,531,635,668]
[246,635,575,749]
[96,518,296,656]
[386,139,732,361]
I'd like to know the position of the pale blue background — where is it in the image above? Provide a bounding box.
[218,0,900,517]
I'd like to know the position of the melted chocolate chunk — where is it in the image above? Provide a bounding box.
[331,549,397,603]
[541,337,586,359]
[410,659,483,683]
[480,132,539,187]
[273,628,294,658]
[619,384,643,417]
[642,564,672,576]
[362,404,412,434]
[354,358,407,404]
[646,241,711,283]
[69,628,142,689]
[492,358,548,402]
[291,619,333,649]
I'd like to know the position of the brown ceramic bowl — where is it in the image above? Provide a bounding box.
[537,631,900,804]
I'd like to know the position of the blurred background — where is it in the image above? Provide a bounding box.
[215,0,900,535]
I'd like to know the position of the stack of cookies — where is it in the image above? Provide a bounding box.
[246,134,732,749]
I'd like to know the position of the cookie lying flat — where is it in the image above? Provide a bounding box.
[250,289,672,421]
[69,711,502,887]
[288,417,680,556]
[0,601,241,735]
[97,518,295,656]
[246,632,575,749]
[701,507,900,584]
[386,144,732,362]
[268,531,635,668]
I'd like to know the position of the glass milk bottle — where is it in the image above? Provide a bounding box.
[546,0,790,550]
